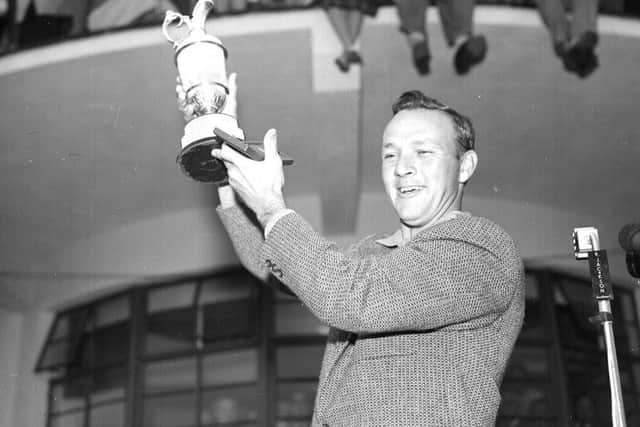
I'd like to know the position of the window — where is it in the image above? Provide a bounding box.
[36,267,640,426]
[39,294,130,427]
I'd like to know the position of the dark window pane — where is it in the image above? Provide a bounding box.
[518,301,545,340]
[202,299,257,343]
[83,322,130,368]
[496,418,555,427]
[40,340,72,369]
[148,283,196,313]
[202,349,258,386]
[91,366,126,403]
[145,307,195,354]
[50,411,85,427]
[38,309,88,371]
[50,381,85,413]
[504,345,549,380]
[143,392,196,427]
[626,324,640,356]
[524,273,540,301]
[199,275,254,305]
[90,402,125,427]
[94,296,130,328]
[56,375,92,402]
[633,363,640,391]
[52,315,70,340]
[201,386,260,425]
[144,357,196,393]
[276,382,316,418]
[275,302,328,336]
[499,383,553,417]
[620,293,637,323]
[277,345,324,380]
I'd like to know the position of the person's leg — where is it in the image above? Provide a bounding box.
[438,0,486,74]
[327,7,353,52]
[438,0,474,46]
[536,0,570,53]
[392,0,431,74]
[345,9,364,63]
[393,0,427,36]
[326,7,354,71]
[570,0,598,40]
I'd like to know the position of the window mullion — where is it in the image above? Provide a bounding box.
[540,269,572,427]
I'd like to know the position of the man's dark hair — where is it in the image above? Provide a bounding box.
[391,90,475,157]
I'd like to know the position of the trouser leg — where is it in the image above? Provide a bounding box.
[536,0,571,45]
[438,0,475,46]
[393,0,428,36]
[569,0,599,40]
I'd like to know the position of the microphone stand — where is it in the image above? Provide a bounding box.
[573,228,626,427]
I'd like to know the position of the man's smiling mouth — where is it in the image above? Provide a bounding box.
[398,186,424,196]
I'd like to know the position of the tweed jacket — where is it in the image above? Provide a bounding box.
[218,205,525,427]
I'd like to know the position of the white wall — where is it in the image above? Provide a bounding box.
[0,309,51,427]
[0,310,22,427]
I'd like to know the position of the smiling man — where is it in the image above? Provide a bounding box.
[212,88,525,426]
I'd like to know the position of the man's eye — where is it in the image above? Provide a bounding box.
[383,153,396,159]
[417,150,433,156]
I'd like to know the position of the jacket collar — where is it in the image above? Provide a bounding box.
[375,210,469,248]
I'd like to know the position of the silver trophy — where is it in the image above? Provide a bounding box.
[163,0,243,183]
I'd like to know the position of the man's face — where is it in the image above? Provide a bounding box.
[381,109,466,229]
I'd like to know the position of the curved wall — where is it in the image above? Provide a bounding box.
[2,7,640,427]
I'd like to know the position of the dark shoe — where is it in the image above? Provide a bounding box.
[562,31,599,78]
[334,55,350,73]
[454,34,488,75]
[412,42,431,75]
[347,50,363,64]
[553,40,566,58]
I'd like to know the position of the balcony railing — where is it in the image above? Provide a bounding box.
[0,0,638,56]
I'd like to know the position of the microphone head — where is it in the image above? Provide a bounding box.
[619,223,640,252]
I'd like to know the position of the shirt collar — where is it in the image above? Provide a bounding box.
[375,210,468,248]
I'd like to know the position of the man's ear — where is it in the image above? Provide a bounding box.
[458,150,478,184]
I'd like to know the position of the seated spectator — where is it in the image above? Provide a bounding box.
[88,0,177,32]
[536,0,599,78]
[323,0,379,72]
[392,0,487,75]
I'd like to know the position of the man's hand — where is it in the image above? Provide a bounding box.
[211,128,287,227]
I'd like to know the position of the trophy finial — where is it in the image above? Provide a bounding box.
[191,0,215,32]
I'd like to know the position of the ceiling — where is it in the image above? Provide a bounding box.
[1,7,639,309]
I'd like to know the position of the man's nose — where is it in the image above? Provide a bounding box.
[395,153,416,176]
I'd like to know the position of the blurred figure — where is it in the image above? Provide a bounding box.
[536,0,599,78]
[88,0,177,32]
[323,0,378,72]
[392,0,487,75]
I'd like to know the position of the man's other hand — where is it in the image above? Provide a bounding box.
[211,128,286,227]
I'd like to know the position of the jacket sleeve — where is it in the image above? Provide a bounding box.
[261,212,523,333]
[217,204,270,281]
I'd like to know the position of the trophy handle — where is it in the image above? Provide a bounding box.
[162,11,189,46]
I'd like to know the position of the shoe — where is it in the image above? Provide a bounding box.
[454,34,488,75]
[347,50,363,64]
[412,42,431,75]
[334,55,350,73]
[553,40,566,58]
[562,31,599,78]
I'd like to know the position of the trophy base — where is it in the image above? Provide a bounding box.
[177,137,227,183]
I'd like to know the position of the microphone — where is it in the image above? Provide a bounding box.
[618,223,640,278]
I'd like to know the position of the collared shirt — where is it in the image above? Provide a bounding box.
[375,210,469,248]
[264,208,296,238]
